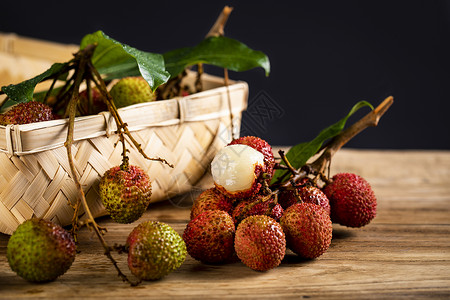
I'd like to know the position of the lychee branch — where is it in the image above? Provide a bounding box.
[279,96,394,188]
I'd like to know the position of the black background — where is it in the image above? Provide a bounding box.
[1,0,449,149]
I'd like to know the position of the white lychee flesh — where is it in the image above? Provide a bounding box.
[211,144,265,193]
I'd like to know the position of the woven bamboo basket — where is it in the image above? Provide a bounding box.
[0,33,248,235]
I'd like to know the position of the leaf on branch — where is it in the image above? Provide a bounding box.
[0,63,68,110]
[163,36,270,78]
[80,31,170,92]
[271,101,374,184]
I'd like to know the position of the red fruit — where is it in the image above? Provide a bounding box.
[228,136,275,179]
[78,87,108,115]
[190,188,233,220]
[297,185,331,215]
[231,195,283,225]
[280,202,332,259]
[0,101,55,125]
[183,210,235,264]
[235,215,286,271]
[323,173,377,228]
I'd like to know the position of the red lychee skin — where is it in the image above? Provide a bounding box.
[280,202,332,259]
[231,195,284,225]
[297,186,331,215]
[214,163,264,199]
[79,88,108,115]
[228,136,275,180]
[234,215,286,271]
[323,173,377,228]
[190,188,233,220]
[183,210,236,264]
[0,101,55,125]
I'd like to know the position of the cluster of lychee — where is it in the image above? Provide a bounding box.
[183,136,377,271]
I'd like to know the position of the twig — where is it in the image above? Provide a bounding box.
[279,96,394,188]
[206,6,234,38]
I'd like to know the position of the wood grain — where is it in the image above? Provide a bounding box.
[0,149,449,299]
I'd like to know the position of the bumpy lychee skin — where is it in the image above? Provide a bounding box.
[323,173,377,228]
[211,144,265,199]
[110,76,156,108]
[235,215,286,271]
[231,195,284,225]
[0,101,55,125]
[190,187,233,220]
[99,165,152,224]
[7,218,76,282]
[78,87,108,115]
[126,221,186,280]
[297,186,331,215]
[228,136,275,179]
[280,202,332,259]
[183,210,235,264]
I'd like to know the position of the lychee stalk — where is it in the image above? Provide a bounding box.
[279,96,394,188]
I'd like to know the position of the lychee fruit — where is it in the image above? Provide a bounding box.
[7,218,76,282]
[78,87,108,115]
[278,184,330,215]
[228,136,275,179]
[0,101,55,125]
[183,210,235,264]
[126,221,186,280]
[99,165,152,224]
[280,202,332,259]
[323,172,377,228]
[190,187,233,220]
[231,194,283,225]
[211,144,266,199]
[234,215,286,271]
[109,76,156,108]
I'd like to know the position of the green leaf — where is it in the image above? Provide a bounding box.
[80,31,170,91]
[163,36,270,78]
[1,62,68,110]
[271,101,374,184]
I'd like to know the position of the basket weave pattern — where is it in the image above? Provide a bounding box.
[0,33,248,235]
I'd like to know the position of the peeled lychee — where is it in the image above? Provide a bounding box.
[228,136,275,179]
[7,218,76,282]
[0,101,55,125]
[235,215,286,271]
[190,187,233,220]
[183,210,235,264]
[231,195,283,225]
[211,144,265,199]
[280,202,332,259]
[110,76,156,108]
[323,172,377,228]
[99,165,152,224]
[126,221,186,280]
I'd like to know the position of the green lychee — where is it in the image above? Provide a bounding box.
[7,218,76,282]
[183,210,236,264]
[234,215,286,271]
[126,221,186,280]
[0,101,55,125]
[323,173,377,227]
[109,76,156,108]
[280,202,332,259]
[99,165,152,224]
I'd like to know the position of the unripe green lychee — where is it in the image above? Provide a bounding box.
[109,76,156,108]
[0,101,55,125]
[7,218,76,282]
[234,215,286,271]
[126,221,186,280]
[99,165,152,224]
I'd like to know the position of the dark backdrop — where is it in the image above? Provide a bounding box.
[1,0,449,149]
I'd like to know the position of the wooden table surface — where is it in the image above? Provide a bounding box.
[1,148,449,299]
